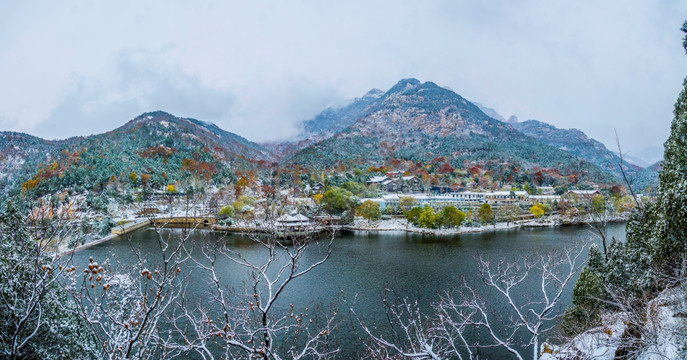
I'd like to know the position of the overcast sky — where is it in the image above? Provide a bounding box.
[1,1,686,158]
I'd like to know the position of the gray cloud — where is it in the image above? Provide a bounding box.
[0,1,686,154]
[38,51,235,139]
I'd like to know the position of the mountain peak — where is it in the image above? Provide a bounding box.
[387,78,421,93]
[129,111,218,132]
[362,88,384,99]
[473,102,506,122]
[136,111,178,120]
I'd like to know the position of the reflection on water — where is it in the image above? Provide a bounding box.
[73,223,626,358]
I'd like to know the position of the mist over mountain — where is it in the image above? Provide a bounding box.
[512,119,641,181]
[300,89,384,140]
[617,145,664,167]
[473,102,506,122]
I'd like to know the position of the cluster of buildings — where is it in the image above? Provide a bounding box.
[300,171,603,213]
[366,175,423,192]
[363,189,601,211]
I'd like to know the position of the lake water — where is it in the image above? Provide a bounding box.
[72,222,626,359]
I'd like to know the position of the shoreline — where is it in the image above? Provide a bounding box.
[345,219,547,235]
[344,215,628,236]
[59,214,628,256]
[58,233,121,257]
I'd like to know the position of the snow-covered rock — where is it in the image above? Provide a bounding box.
[541,313,627,360]
[542,285,687,360]
[636,285,687,360]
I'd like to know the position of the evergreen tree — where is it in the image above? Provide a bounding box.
[0,201,96,358]
[653,75,687,264]
[567,28,687,334]
[562,244,607,335]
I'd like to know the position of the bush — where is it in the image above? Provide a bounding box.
[85,192,109,212]
[218,205,234,219]
[417,206,439,229]
[439,206,466,228]
[218,218,233,226]
[384,203,400,215]
[530,203,545,218]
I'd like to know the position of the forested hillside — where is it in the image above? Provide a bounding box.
[513,119,641,180]
[5,112,272,200]
[631,160,662,194]
[287,79,617,184]
[0,132,70,198]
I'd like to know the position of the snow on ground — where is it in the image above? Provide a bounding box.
[348,218,543,235]
[637,285,687,360]
[541,284,687,360]
[541,313,627,360]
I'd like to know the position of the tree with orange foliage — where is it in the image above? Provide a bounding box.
[140,174,151,187]
[239,177,250,187]
[260,185,277,199]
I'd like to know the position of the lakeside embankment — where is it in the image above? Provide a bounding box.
[345,214,628,235]
[61,213,628,256]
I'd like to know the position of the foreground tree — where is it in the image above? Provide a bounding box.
[0,201,96,358]
[459,245,586,360]
[358,243,587,360]
[585,194,611,259]
[355,290,453,359]
[653,68,687,268]
[561,24,687,358]
[62,225,191,359]
[170,225,340,359]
